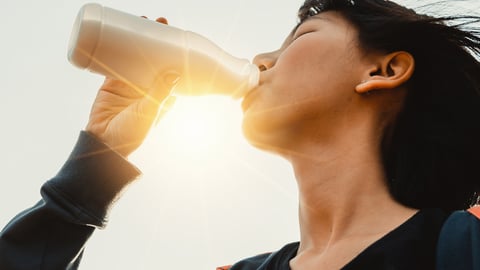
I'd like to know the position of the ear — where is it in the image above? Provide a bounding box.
[355,51,415,94]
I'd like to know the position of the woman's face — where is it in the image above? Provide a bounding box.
[242,11,371,152]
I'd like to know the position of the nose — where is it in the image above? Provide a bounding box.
[253,50,279,71]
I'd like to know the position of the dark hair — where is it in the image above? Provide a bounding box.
[298,0,480,212]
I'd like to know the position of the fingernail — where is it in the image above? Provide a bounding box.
[163,72,180,85]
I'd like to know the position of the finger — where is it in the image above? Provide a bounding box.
[162,95,176,112]
[149,72,180,102]
[155,17,168,24]
[138,72,179,117]
[100,77,146,98]
[155,96,176,125]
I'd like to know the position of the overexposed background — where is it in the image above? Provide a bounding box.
[0,0,478,269]
[0,0,302,269]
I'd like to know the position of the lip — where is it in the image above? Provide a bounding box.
[241,86,260,111]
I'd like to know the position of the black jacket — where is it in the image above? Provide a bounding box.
[0,132,140,269]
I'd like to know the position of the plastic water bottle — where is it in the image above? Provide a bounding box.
[67,3,259,99]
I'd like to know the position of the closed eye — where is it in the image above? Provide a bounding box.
[293,30,315,41]
[292,20,319,41]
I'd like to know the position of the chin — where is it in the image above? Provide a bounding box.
[241,116,293,157]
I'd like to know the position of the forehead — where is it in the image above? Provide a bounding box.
[281,11,356,48]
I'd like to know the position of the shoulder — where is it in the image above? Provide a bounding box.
[226,253,272,270]
[436,206,480,270]
[228,242,299,270]
[439,207,480,239]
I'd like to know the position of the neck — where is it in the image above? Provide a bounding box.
[284,120,415,255]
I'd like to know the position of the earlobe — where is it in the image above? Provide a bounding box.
[355,51,415,94]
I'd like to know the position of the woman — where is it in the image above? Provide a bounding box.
[235,0,480,269]
[1,0,479,269]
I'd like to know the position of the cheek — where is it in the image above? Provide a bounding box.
[279,37,361,98]
[242,38,360,145]
[275,41,345,93]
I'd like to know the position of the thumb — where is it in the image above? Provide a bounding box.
[139,72,180,116]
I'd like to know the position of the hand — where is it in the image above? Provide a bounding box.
[85,17,177,158]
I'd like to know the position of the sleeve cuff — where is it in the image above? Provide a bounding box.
[41,131,141,228]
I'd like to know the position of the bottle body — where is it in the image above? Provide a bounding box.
[67,3,259,99]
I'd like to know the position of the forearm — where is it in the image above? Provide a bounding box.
[0,131,141,269]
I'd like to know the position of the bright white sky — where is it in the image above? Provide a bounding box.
[0,1,302,269]
[0,0,478,269]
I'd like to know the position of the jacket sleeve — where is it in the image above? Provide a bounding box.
[0,131,141,270]
[436,208,480,270]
